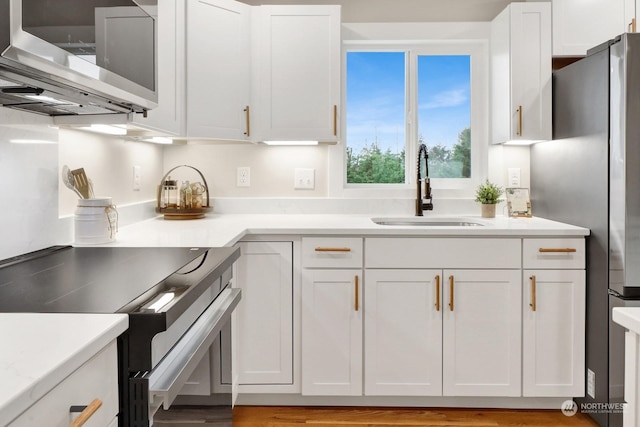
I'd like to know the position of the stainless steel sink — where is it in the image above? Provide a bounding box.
[371,217,485,227]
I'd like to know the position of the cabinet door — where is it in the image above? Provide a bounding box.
[364,269,442,396]
[442,269,522,397]
[523,270,586,397]
[235,241,293,384]
[491,3,551,143]
[253,5,340,142]
[302,269,362,395]
[553,0,634,57]
[131,0,185,135]
[187,0,251,140]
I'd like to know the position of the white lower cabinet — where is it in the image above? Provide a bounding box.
[294,236,586,401]
[364,269,442,396]
[9,341,119,427]
[235,241,293,385]
[442,269,522,397]
[522,269,586,397]
[365,268,521,397]
[301,268,363,395]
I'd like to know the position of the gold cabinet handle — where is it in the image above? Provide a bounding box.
[243,106,250,136]
[435,275,440,312]
[516,105,523,136]
[449,275,454,311]
[333,105,338,136]
[314,247,351,252]
[355,275,359,311]
[630,18,637,33]
[530,275,537,311]
[538,248,577,253]
[69,399,102,427]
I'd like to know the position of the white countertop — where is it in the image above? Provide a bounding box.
[111,213,590,248]
[613,308,640,335]
[0,213,587,423]
[0,313,128,426]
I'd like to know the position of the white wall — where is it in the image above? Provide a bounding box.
[163,143,329,197]
[0,108,165,259]
[0,110,67,259]
[58,128,164,217]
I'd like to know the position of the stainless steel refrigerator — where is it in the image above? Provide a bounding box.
[531,33,640,427]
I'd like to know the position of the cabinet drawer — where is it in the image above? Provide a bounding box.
[365,238,521,269]
[523,238,585,269]
[302,237,363,268]
[10,341,119,427]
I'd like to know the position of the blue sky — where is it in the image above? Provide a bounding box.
[346,52,470,154]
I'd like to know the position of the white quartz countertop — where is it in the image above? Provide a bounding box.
[110,213,590,248]
[0,313,128,426]
[613,308,640,335]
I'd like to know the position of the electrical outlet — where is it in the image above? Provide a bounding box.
[587,369,595,399]
[133,165,141,191]
[237,167,250,187]
[294,168,315,190]
[508,168,521,187]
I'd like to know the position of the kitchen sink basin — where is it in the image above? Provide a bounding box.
[371,217,485,227]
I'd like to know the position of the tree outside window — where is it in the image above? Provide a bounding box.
[346,51,471,183]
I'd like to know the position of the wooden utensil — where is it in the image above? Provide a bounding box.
[71,168,90,199]
[61,165,83,199]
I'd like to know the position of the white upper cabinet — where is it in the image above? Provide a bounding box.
[186,0,251,140]
[552,0,636,57]
[490,2,551,144]
[130,0,185,135]
[252,6,341,143]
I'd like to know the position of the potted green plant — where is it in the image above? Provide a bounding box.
[475,179,503,218]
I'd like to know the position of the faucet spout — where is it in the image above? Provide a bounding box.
[416,143,434,216]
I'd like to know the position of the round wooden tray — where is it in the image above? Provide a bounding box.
[155,206,212,220]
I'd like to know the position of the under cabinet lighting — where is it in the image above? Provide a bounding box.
[503,139,546,146]
[79,124,127,136]
[9,139,56,144]
[143,136,173,144]
[263,140,319,146]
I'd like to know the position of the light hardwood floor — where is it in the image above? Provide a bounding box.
[154,405,601,426]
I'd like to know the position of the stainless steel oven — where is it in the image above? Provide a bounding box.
[0,245,240,427]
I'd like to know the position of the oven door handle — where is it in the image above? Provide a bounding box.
[146,287,241,410]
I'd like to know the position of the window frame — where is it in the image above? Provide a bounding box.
[329,39,489,199]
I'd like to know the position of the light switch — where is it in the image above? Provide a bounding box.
[294,168,315,190]
[133,165,141,191]
[508,168,521,187]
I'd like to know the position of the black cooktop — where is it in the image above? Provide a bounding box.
[0,245,236,314]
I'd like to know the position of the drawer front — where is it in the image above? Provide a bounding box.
[365,238,521,269]
[10,341,119,427]
[523,238,585,269]
[302,237,363,268]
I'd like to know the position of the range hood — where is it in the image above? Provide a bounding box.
[0,0,158,116]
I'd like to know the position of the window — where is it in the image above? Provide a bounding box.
[333,40,487,197]
[417,55,471,179]
[346,52,406,184]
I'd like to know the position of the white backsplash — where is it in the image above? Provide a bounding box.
[211,196,488,216]
[0,111,69,259]
[0,110,164,259]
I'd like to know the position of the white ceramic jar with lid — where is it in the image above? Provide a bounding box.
[74,198,118,244]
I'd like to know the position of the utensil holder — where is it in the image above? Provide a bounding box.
[156,165,212,220]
